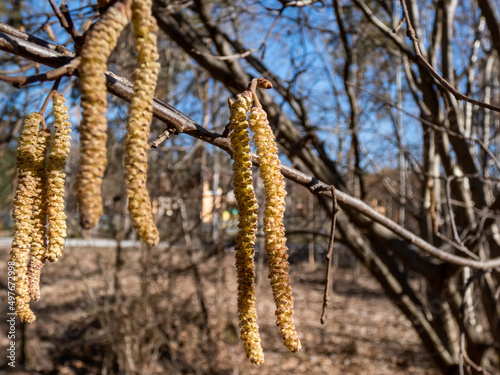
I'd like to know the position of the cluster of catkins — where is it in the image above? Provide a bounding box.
[77,0,160,245]
[10,1,300,358]
[10,94,72,323]
[229,84,301,365]
[10,0,160,323]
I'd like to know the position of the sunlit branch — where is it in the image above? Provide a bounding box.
[191,47,257,61]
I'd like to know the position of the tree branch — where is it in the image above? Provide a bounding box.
[320,186,339,324]
[0,57,80,87]
[48,0,83,47]
[476,0,500,58]
[400,0,500,113]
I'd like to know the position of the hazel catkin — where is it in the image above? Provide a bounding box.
[124,0,160,246]
[27,127,50,301]
[76,2,131,230]
[248,106,301,353]
[45,93,72,262]
[229,91,264,365]
[10,112,43,323]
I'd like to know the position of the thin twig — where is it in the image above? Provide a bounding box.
[48,0,83,48]
[459,330,465,375]
[435,232,480,260]
[0,57,79,88]
[392,16,405,33]
[51,76,61,91]
[39,86,57,116]
[259,0,324,57]
[458,270,487,375]
[259,7,284,58]
[320,186,339,324]
[190,48,256,61]
[0,61,37,74]
[444,176,465,247]
[277,0,324,8]
[221,122,231,138]
[399,0,500,113]
[347,81,500,173]
[60,3,82,40]
[463,351,487,374]
[148,128,171,148]
[48,0,70,30]
[38,78,62,129]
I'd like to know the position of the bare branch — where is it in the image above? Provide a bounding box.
[477,0,500,58]
[400,0,500,113]
[347,81,500,174]
[277,0,324,8]
[0,57,79,87]
[320,186,339,324]
[0,23,75,57]
[148,128,171,148]
[190,47,256,61]
[351,0,416,60]
[48,0,83,47]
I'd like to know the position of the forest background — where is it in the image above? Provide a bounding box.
[0,0,499,374]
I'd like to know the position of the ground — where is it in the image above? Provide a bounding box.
[0,243,439,374]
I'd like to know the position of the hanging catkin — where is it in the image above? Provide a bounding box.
[76,2,131,229]
[45,93,72,262]
[248,106,301,353]
[10,112,42,323]
[229,91,264,365]
[124,0,160,245]
[27,127,50,301]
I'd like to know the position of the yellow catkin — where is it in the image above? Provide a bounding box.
[45,93,72,262]
[124,0,160,246]
[76,2,131,229]
[27,257,43,301]
[27,127,50,301]
[249,107,301,353]
[10,112,42,323]
[229,91,264,365]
